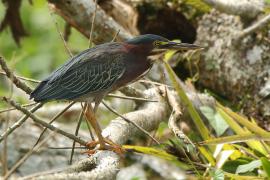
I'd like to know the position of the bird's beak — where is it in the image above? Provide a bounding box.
[158,41,203,50]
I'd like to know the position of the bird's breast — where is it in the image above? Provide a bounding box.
[113,55,152,89]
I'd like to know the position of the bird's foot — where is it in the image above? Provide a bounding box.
[84,138,125,156]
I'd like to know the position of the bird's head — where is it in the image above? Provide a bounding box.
[125,34,202,55]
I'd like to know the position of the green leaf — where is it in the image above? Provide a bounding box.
[236,160,261,174]
[185,0,211,12]
[200,106,229,136]
[164,61,210,141]
[216,150,234,169]
[123,145,191,170]
[261,157,270,178]
[201,133,270,145]
[123,145,177,161]
[164,50,177,61]
[222,158,252,173]
[217,105,268,155]
[210,169,224,180]
[217,104,270,137]
[198,146,215,166]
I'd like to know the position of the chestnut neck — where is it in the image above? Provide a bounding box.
[123,43,153,57]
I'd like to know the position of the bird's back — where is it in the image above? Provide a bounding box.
[30,42,126,102]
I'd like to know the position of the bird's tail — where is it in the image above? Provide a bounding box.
[30,81,48,102]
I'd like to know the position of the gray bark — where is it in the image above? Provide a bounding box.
[48,0,133,44]
[194,10,270,120]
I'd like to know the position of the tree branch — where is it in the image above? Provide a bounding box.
[102,88,168,145]
[235,13,270,43]
[167,89,195,147]
[48,0,133,44]
[22,87,168,179]
[203,0,264,19]
[23,151,120,180]
[0,56,33,95]
[102,100,160,144]
[0,103,43,143]
[2,97,88,146]
[18,83,216,179]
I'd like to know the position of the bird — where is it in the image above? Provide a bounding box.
[30,34,201,152]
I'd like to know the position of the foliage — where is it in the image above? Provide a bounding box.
[1,1,270,179]
[157,50,270,179]
[122,49,270,178]
[0,0,88,80]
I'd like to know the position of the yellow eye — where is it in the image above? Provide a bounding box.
[153,41,161,47]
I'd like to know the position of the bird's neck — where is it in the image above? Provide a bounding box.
[123,43,152,56]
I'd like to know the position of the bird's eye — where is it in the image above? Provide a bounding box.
[153,41,161,47]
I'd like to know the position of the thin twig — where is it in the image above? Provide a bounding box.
[85,118,95,141]
[2,115,9,177]
[48,3,73,58]
[88,0,97,48]
[2,62,16,177]
[138,79,171,87]
[2,97,88,146]
[0,56,32,94]
[147,128,158,146]
[2,116,8,177]
[102,100,160,145]
[0,103,43,143]
[119,86,146,99]
[69,104,86,165]
[107,93,157,102]
[33,102,76,147]
[3,132,56,179]
[0,71,40,83]
[78,103,95,142]
[0,102,37,113]
[166,88,195,148]
[50,146,86,150]
[111,29,120,42]
[64,23,71,41]
[81,101,95,141]
[236,13,270,43]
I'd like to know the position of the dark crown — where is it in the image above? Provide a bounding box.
[126,34,169,45]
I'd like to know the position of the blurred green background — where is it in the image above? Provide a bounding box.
[0,0,135,121]
[0,0,89,96]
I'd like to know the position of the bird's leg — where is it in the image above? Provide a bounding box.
[84,100,125,155]
[84,102,106,149]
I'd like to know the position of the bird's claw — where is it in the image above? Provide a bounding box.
[86,141,99,149]
[84,138,125,156]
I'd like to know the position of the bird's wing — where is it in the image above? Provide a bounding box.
[30,47,126,102]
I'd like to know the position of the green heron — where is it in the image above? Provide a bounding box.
[30,34,201,151]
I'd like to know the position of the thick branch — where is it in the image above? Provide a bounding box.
[20,84,216,179]
[48,0,133,44]
[30,151,120,180]
[23,87,168,179]
[99,0,139,35]
[203,0,264,19]
[102,88,168,144]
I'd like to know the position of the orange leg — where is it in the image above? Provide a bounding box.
[83,102,125,155]
[84,103,106,149]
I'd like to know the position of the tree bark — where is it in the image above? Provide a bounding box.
[194,10,270,123]
[48,0,133,44]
